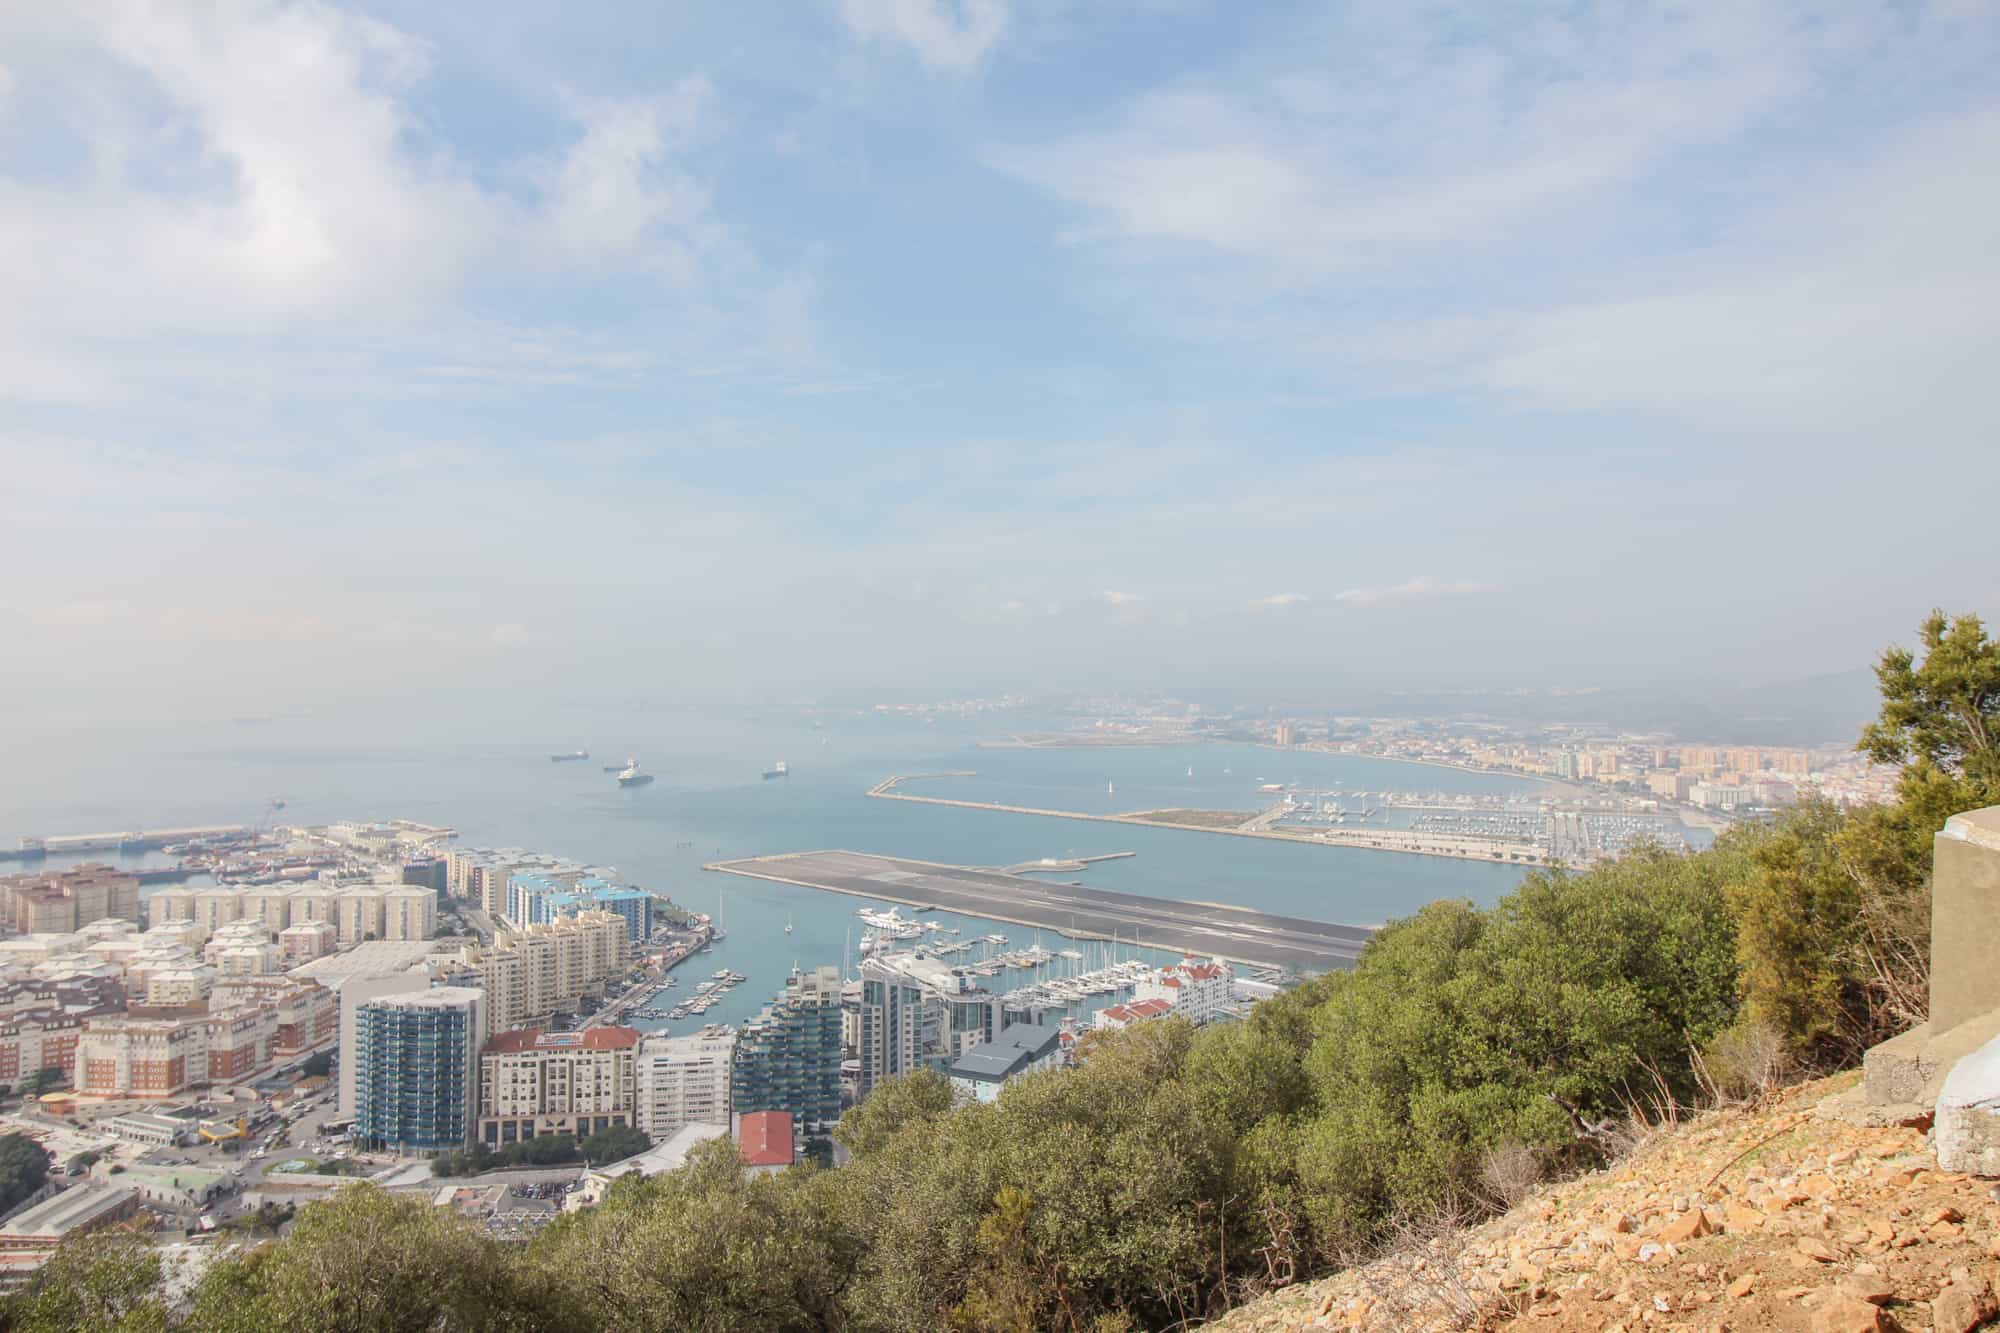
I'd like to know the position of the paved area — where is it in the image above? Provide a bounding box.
[707,850,1374,973]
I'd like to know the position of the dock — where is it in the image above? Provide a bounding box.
[705,849,1375,974]
[12,825,250,857]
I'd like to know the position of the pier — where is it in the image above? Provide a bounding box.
[9,825,250,859]
[1001,851,1135,874]
[705,849,1376,973]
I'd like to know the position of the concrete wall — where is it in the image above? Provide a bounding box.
[1931,807,2000,1035]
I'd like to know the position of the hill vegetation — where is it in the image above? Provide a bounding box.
[2,612,1994,1333]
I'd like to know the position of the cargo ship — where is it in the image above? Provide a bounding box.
[550,749,589,762]
[616,759,654,788]
[762,761,788,780]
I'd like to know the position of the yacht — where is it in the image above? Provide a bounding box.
[855,907,924,939]
[617,759,654,788]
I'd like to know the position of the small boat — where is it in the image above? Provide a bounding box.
[617,759,654,788]
[784,914,793,935]
[1186,766,1193,777]
[763,761,789,780]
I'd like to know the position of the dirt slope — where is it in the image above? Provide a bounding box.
[1209,1074,2000,1332]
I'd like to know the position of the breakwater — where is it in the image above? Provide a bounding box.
[867,775,1546,865]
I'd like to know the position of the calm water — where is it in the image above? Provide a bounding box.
[0,708,1540,1032]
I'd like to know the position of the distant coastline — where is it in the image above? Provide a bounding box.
[867,775,1549,866]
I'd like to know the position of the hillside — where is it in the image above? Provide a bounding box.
[1207,1076,1997,1332]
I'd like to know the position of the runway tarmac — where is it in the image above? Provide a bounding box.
[705,849,1375,973]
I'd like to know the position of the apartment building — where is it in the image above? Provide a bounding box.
[352,987,484,1155]
[448,911,629,1037]
[73,977,338,1096]
[1130,957,1233,1025]
[0,864,141,934]
[732,966,842,1133]
[477,1025,639,1146]
[146,879,439,946]
[634,1028,735,1141]
[853,953,1004,1101]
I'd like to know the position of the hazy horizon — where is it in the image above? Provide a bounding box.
[4,2,1997,722]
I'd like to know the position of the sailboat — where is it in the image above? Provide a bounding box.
[1107,779,1115,795]
[1186,765,1194,777]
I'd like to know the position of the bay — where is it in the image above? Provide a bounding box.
[0,707,1540,1033]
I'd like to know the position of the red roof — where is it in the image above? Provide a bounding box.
[737,1111,794,1167]
[482,1025,639,1055]
[1129,998,1173,1019]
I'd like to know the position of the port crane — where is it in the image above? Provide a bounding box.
[252,798,287,838]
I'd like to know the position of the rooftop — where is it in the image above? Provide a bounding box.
[951,1023,1063,1082]
[362,984,482,1011]
[0,1183,136,1238]
[737,1111,794,1167]
[483,1025,639,1055]
[595,1121,729,1180]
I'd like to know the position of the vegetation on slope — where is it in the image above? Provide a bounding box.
[1,612,1994,1332]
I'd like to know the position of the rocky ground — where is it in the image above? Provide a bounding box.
[1209,1074,2000,1332]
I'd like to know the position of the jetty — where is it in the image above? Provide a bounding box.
[705,850,1374,973]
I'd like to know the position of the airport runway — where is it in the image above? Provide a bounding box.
[705,849,1375,974]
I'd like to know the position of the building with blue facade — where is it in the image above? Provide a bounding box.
[352,986,485,1155]
[731,965,843,1132]
[546,886,652,940]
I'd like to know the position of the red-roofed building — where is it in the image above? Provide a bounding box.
[478,1025,639,1146]
[735,1109,794,1173]
[1132,955,1234,1025]
[1091,997,1174,1032]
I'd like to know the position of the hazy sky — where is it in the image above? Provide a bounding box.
[2,1,1996,718]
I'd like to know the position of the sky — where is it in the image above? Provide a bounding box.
[2,0,1997,720]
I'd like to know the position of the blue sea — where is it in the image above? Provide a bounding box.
[0,706,1548,1032]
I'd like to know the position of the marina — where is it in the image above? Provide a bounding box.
[705,849,1376,973]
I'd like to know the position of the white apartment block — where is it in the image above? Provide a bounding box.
[1130,957,1233,1025]
[635,1028,736,1141]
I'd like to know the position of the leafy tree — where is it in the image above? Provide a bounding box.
[950,1188,1047,1333]
[13,1069,63,1099]
[579,1123,650,1166]
[525,1136,854,1331]
[0,1233,169,1333]
[181,1184,571,1333]
[833,1066,955,1159]
[0,1134,51,1214]
[1860,610,2000,785]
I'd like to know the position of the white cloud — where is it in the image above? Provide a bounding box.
[836,0,1008,74]
[536,82,718,280]
[1248,592,1309,610]
[0,5,763,406]
[1332,577,1497,608]
[989,3,1816,278]
[1100,590,1141,606]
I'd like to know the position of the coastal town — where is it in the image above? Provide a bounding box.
[0,818,1260,1277]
